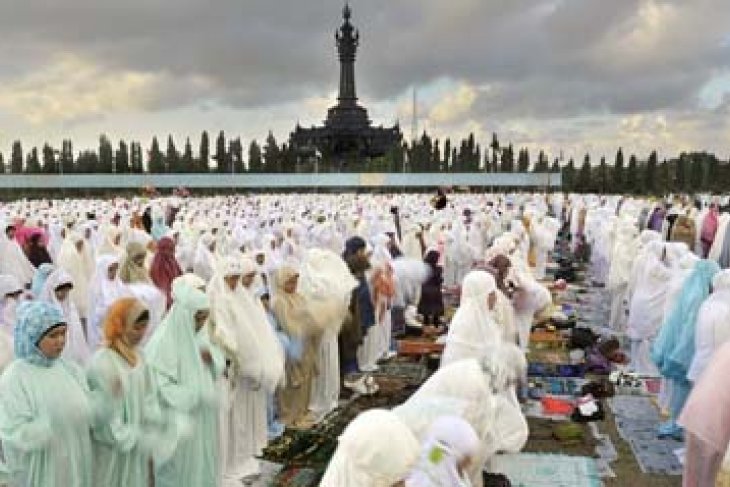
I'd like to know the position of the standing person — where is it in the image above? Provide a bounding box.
[0,301,114,486]
[145,279,225,487]
[119,242,151,284]
[56,232,95,321]
[418,249,445,327]
[209,257,284,483]
[150,236,183,309]
[39,269,91,366]
[271,265,320,428]
[88,297,160,486]
[680,341,730,487]
[88,255,130,348]
[340,237,378,394]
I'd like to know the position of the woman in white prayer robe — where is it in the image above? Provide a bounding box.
[687,269,730,383]
[209,256,284,483]
[626,241,671,375]
[406,415,480,487]
[56,231,95,321]
[193,233,218,283]
[88,255,131,349]
[39,269,91,366]
[0,224,35,287]
[0,275,23,373]
[441,271,502,366]
[320,409,420,487]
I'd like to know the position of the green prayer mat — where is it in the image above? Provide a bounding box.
[489,453,602,487]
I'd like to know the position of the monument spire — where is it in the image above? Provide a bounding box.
[336,2,359,104]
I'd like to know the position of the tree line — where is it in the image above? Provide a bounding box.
[1,131,728,194]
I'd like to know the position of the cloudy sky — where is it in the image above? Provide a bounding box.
[0,0,728,163]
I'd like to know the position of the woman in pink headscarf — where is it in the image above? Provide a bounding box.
[150,237,183,309]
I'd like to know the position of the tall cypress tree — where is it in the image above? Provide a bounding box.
[41,143,56,174]
[166,135,179,173]
[626,154,638,194]
[0,153,4,174]
[199,131,210,173]
[597,156,609,194]
[61,140,74,174]
[645,150,658,194]
[576,154,591,193]
[115,141,130,174]
[263,132,280,173]
[248,140,263,173]
[562,158,576,192]
[214,131,227,173]
[10,141,23,174]
[181,138,194,173]
[25,147,41,174]
[613,147,625,193]
[98,135,114,173]
[148,137,164,173]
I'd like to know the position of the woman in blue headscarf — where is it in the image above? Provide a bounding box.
[0,301,113,486]
[651,259,719,440]
[145,277,225,487]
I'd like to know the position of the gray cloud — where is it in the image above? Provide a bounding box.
[0,0,728,155]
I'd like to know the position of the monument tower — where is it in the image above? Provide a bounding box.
[289,4,402,168]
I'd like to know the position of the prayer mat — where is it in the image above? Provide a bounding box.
[609,396,683,475]
[489,453,602,487]
[271,466,321,487]
[372,359,429,385]
[529,376,587,396]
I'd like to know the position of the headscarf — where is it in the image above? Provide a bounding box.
[208,256,284,391]
[103,297,148,367]
[31,263,55,297]
[271,265,310,338]
[407,415,480,487]
[0,274,24,333]
[150,237,183,308]
[319,409,420,487]
[150,213,171,242]
[39,268,91,365]
[441,270,501,366]
[13,300,65,367]
[88,255,130,346]
[119,241,150,284]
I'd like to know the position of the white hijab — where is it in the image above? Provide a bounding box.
[39,268,91,365]
[407,415,480,487]
[320,409,421,487]
[441,271,501,366]
[88,254,130,347]
[208,256,284,392]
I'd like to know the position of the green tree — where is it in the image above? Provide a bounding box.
[99,135,113,173]
[550,158,560,173]
[231,137,245,173]
[500,144,515,173]
[263,132,281,173]
[115,141,130,174]
[645,150,658,194]
[131,142,144,173]
[562,158,576,192]
[199,131,210,173]
[248,140,263,173]
[0,153,4,174]
[181,137,194,173]
[613,148,625,193]
[76,150,99,173]
[166,135,179,173]
[626,154,638,194]
[430,139,441,173]
[148,137,165,173]
[443,138,451,172]
[25,147,41,174]
[61,140,74,174]
[596,156,609,194]
[10,141,23,174]
[517,148,530,172]
[576,154,592,192]
[490,133,500,171]
[214,131,228,173]
[41,143,56,174]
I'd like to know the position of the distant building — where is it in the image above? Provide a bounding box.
[289,4,402,169]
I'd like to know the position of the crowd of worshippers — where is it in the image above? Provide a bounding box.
[0,192,727,486]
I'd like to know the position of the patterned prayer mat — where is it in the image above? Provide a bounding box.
[608,396,683,475]
[489,453,602,487]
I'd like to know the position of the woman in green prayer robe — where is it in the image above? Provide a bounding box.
[87,297,162,486]
[0,300,114,487]
[145,277,225,487]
